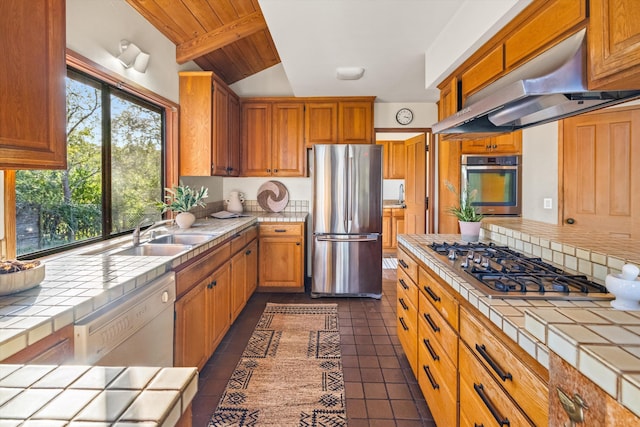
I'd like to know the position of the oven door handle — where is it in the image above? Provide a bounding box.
[462,165,518,171]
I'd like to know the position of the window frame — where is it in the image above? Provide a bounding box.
[4,49,179,259]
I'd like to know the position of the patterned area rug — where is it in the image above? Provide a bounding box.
[208,303,347,427]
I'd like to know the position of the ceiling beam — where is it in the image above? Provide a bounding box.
[176,11,267,64]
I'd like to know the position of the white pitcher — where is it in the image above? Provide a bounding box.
[226,191,245,213]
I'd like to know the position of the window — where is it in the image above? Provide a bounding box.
[15,68,164,258]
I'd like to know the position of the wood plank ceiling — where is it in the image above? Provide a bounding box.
[125,0,281,85]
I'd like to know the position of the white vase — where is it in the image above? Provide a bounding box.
[175,212,196,229]
[459,220,481,242]
[226,191,245,213]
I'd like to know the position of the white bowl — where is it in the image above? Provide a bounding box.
[0,264,45,296]
[606,273,640,311]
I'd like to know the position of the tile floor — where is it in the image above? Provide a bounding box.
[191,264,437,427]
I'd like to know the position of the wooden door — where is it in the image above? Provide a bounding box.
[241,102,272,176]
[227,93,241,176]
[338,101,373,144]
[174,279,208,369]
[272,102,305,176]
[562,108,640,238]
[245,240,258,299]
[0,0,67,169]
[230,250,246,322]
[404,134,427,234]
[209,263,231,353]
[305,101,338,147]
[438,140,462,234]
[259,238,303,288]
[212,83,229,175]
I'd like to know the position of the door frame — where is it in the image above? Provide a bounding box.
[375,127,434,233]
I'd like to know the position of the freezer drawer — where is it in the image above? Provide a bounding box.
[312,234,382,298]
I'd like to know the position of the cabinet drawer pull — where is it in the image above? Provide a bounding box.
[423,313,440,333]
[399,298,409,311]
[423,285,441,302]
[476,344,512,381]
[422,338,439,361]
[399,259,409,269]
[399,278,409,290]
[474,424,484,427]
[274,229,287,233]
[422,365,439,390]
[474,383,510,426]
[399,317,409,331]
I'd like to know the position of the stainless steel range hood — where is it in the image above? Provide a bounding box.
[432,29,640,134]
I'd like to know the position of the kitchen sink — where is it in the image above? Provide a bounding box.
[148,233,216,245]
[111,243,192,257]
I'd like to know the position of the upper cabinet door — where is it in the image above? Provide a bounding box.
[0,0,67,169]
[588,0,640,89]
[212,83,230,176]
[305,102,338,147]
[241,102,272,176]
[272,103,305,176]
[338,101,373,144]
[227,95,241,177]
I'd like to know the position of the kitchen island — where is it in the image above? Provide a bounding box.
[0,211,307,425]
[398,217,640,425]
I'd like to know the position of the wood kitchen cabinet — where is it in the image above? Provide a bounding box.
[304,97,375,146]
[383,208,405,249]
[378,140,406,179]
[305,101,339,147]
[397,247,420,376]
[338,100,374,144]
[174,275,209,369]
[460,130,523,154]
[241,101,305,177]
[207,262,231,354]
[588,0,640,90]
[437,139,461,234]
[258,222,305,291]
[0,0,67,169]
[230,225,258,322]
[179,71,240,176]
[1,325,74,364]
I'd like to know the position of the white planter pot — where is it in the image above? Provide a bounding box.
[458,220,481,242]
[175,212,196,229]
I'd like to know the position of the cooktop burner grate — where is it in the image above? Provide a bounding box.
[428,242,611,300]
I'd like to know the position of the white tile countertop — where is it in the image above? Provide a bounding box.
[0,364,197,426]
[398,218,640,419]
[0,211,307,426]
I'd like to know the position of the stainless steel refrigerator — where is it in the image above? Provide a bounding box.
[311,144,383,298]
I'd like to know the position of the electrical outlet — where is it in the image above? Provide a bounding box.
[543,198,553,209]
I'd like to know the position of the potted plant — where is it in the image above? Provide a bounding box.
[159,183,209,228]
[445,180,483,242]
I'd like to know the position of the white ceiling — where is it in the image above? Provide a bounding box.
[259,0,532,103]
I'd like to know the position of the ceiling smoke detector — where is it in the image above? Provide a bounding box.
[336,67,365,80]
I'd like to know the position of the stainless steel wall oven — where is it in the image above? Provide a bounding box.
[461,154,521,216]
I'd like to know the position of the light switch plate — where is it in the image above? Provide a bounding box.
[543,198,553,209]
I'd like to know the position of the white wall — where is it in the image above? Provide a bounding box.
[66,0,200,103]
[521,122,559,224]
[374,102,438,128]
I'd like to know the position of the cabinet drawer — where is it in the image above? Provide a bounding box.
[419,267,459,330]
[259,223,303,237]
[460,343,534,427]
[176,242,231,296]
[417,341,458,427]
[397,267,418,306]
[460,308,548,425]
[397,247,418,281]
[418,291,458,366]
[397,296,418,376]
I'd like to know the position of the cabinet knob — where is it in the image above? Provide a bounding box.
[296,242,301,246]
[566,218,575,224]
[267,168,271,173]
[274,169,278,173]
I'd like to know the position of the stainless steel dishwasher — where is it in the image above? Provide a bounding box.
[74,272,176,367]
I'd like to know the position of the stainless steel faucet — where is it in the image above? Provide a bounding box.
[399,183,404,203]
[132,218,174,246]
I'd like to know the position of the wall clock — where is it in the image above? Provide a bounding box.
[396,108,413,125]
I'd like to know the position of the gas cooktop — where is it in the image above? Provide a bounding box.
[428,242,612,300]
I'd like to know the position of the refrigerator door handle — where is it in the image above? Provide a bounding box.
[316,234,379,243]
[347,146,354,231]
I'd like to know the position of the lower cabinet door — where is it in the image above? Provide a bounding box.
[396,294,418,377]
[174,280,208,369]
[231,249,247,322]
[208,263,231,354]
[259,237,303,288]
[245,239,258,299]
[459,343,534,427]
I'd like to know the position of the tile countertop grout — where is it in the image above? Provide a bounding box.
[398,219,640,420]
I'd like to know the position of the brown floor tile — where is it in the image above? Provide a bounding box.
[346,398,368,418]
[363,382,388,399]
[366,399,394,419]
